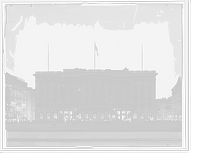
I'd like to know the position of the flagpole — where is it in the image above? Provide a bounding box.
[94,42,96,70]
[141,43,143,71]
[48,44,51,121]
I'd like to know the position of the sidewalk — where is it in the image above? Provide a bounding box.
[6,132,182,147]
[7,131,182,141]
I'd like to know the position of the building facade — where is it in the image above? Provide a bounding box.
[5,73,35,122]
[26,87,35,121]
[156,98,166,119]
[34,69,158,122]
[169,77,182,119]
[164,97,172,119]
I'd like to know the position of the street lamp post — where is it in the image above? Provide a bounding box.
[109,81,112,122]
[49,81,51,121]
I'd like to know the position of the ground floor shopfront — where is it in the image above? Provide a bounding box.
[35,108,156,122]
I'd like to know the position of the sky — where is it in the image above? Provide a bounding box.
[4,3,183,99]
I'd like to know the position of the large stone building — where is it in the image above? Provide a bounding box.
[169,77,182,119]
[5,73,35,122]
[34,68,158,122]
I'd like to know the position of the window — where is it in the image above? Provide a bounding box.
[92,96,97,101]
[85,112,89,119]
[54,113,57,119]
[85,96,89,102]
[101,112,105,119]
[140,112,144,119]
[148,113,151,118]
[40,113,43,119]
[47,113,50,119]
[92,112,97,119]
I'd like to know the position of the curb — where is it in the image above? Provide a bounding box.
[7,138,182,142]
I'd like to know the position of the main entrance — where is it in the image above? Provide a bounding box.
[59,111,73,121]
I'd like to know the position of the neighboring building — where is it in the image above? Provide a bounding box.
[34,68,158,122]
[156,98,166,118]
[169,77,182,119]
[26,87,35,121]
[164,97,172,119]
[5,73,35,122]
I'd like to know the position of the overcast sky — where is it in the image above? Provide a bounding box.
[4,3,182,99]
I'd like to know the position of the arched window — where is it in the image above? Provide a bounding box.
[101,112,105,119]
[47,113,50,119]
[92,112,97,119]
[140,112,144,119]
[78,114,81,119]
[40,113,43,119]
[85,112,89,119]
[133,114,137,119]
[148,113,152,118]
[54,113,57,119]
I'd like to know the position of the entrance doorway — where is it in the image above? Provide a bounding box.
[133,113,137,120]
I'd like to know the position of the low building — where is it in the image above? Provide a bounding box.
[164,97,172,119]
[5,73,35,122]
[169,77,182,119]
[156,98,166,119]
[26,87,35,121]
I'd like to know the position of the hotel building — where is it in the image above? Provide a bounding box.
[34,68,157,122]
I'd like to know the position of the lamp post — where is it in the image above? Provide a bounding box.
[109,81,112,122]
[49,81,51,121]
